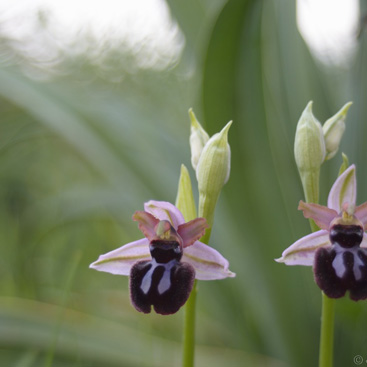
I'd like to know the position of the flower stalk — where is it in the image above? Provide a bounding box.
[90,111,234,365]
[318,157,350,367]
[319,292,335,367]
[291,102,354,367]
[182,279,198,367]
[303,161,335,367]
[176,164,224,367]
[180,110,233,367]
[176,165,198,367]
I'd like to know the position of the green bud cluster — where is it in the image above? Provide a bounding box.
[189,111,232,233]
[294,101,352,204]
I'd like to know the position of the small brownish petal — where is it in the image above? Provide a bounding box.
[298,201,338,230]
[132,211,159,242]
[177,217,208,248]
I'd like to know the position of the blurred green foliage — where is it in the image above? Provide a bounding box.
[0,0,367,366]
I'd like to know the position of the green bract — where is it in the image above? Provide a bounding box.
[294,101,352,205]
[175,164,197,222]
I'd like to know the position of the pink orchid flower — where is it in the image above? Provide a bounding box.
[90,200,235,314]
[277,165,367,300]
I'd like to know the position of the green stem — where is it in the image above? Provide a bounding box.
[301,171,335,366]
[319,292,335,367]
[176,164,200,367]
[182,280,198,367]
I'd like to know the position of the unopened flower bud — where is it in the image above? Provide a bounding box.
[295,101,326,172]
[294,101,325,204]
[189,109,209,170]
[322,102,352,160]
[197,121,232,229]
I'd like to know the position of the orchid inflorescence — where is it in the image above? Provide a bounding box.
[277,101,359,367]
[90,111,234,315]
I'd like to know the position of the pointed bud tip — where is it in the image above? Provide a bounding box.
[340,101,353,116]
[189,108,199,127]
[341,152,349,161]
[219,120,233,141]
[298,101,318,127]
[303,101,316,121]
[338,153,350,175]
[222,120,233,132]
[294,101,325,174]
[180,163,189,174]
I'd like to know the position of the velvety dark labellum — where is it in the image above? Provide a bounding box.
[314,224,367,300]
[329,224,364,249]
[314,246,367,301]
[129,259,195,315]
[149,240,182,263]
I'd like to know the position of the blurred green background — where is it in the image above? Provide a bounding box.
[1,0,367,366]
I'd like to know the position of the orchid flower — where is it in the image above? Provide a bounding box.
[90,200,235,315]
[277,164,367,300]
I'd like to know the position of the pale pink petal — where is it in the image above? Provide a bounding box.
[182,241,235,280]
[360,233,367,249]
[132,211,159,241]
[298,201,337,229]
[355,202,367,230]
[89,238,151,275]
[144,200,185,229]
[178,218,208,248]
[327,164,356,212]
[276,230,330,266]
